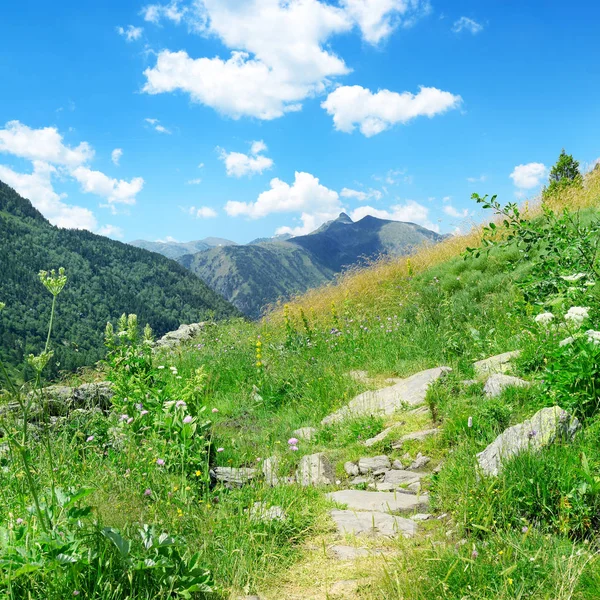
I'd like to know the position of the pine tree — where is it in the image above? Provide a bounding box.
[544,149,582,197]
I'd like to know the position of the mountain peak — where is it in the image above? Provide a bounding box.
[337,212,353,224]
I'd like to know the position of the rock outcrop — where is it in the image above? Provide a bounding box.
[154,323,206,349]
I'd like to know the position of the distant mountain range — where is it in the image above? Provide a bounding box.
[130,237,237,260]
[0,181,239,375]
[135,213,445,319]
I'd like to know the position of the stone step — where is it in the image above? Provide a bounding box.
[321,366,451,425]
[473,351,520,377]
[327,489,429,514]
[330,509,417,538]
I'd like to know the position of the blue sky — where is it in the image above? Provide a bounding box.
[1,0,599,243]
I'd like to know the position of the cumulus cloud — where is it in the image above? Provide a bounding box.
[188,206,218,218]
[349,200,439,232]
[340,187,382,201]
[116,25,144,41]
[341,0,431,44]
[0,161,98,230]
[0,120,94,166]
[97,224,125,238]
[467,174,486,183]
[443,204,471,218]
[510,162,548,189]
[452,16,483,34]
[219,140,273,177]
[111,148,123,166]
[0,121,143,231]
[225,171,340,219]
[322,85,462,136]
[145,118,171,134]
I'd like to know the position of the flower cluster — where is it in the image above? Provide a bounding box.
[288,437,299,452]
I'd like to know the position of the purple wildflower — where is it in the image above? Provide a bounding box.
[471,550,478,559]
[290,445,299,452]
[288,437,299,446]
[176,400,186,408]
[156,458,165,466]
[140,410,149,416]
[217,447,224,453]
[212,408,219,413]
[119,414,128,421]
[127,417,134,424]
[144,488,152,496]
[86,435,94,442]
[522,526,529,533]
[528,430,537,439]
[16,518,23,525]
[183,415,193,424]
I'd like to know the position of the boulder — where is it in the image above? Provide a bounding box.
[296,453,335,486]
[248,502,286,522]
[213,466,256,487]
[474,351,521,377]
[392,428,439,449]
[392,459,404,470]
[344,461,360,477]
[382,469,423,486]
[477,406,580,476]
[408,453,431,471]
[358,455,391,474]
[262,456,281,486]
[484,374,530,398]
[154,323,205,349]
[329,509,417,538]
[327,489,429,514]
[292,426,317,442]
[321,367,451,425]
[411,513,432,521]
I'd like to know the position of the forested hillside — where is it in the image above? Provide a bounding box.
[0,181,239,377]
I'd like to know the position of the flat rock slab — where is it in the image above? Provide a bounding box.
[214,467,256,487]
[330,509,417,538]
[474,351,521,377]
[296,452,335,486]
[358,455,391,474]
[364,425,400,447]
[322,367,451,425]
[477,405,580,476]
[382,469,423,486]
[327,489,429,514]
[484,374,530,398]
[392,428,439,449]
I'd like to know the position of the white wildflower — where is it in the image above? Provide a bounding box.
[559,336,575,347]
[560,273,587,282]
[534,312,554,325]
[586,330,600,345]
[565,306,590,325]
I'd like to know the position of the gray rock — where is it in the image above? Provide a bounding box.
[392,428,440,449]
[350,476,372,486]
[328,545,371,560]
[392,459,404,470]
[372,467,390,477]
[321,367,451,425]
[327,489,429,514]
[382,469,423,486]
[344,461,360,477]
[329,509,417,538]
[408,453,431,471]
[364,425,399,447]
[248,502,286,522]
[214,466,256,487]
[154,322,205,349]
[358,455,391,474]
[296,453,335,486]
[461,379,479,386]
[477,406,580,476]
[474,351,521,377]
[348,370,369,382]
[262,456,281,486]
[292,426,317,442]
[484,374,530,398]
[408,482,421,493]
[411,513,432,521]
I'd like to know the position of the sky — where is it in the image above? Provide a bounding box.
[1,0,599,244]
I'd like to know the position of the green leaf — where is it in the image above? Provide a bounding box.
[102,527,130,558]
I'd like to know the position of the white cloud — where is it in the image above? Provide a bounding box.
[442,195,451,203]
[225,171,340,219]
[145,118,171,134]
[322,85,462,136]
[187,178,202,185]
[157,235,179,243]
[97,224,125,238]
[340,187,383,201]
[443,204,470,218]
[116,25,144,41]
[510,162,548,189]
[349,200,439,232]
[452,16,483,34]
[0,161,98,230]
[111,148,123,166]
[341,0,431,44]
[0,120,93,167]
[218,140,273,177]
[275,210,342,236]
[71,167,144,206]
[467,174,486,183]
[189,206,218,218]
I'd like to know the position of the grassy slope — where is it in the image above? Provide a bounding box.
[2,170,600,598]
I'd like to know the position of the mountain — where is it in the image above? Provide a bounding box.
[0,181,240,376]
[178,213,446,319]
[129,237,237,260]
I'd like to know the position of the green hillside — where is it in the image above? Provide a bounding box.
[178,213,445,318]
[129,237,237,260]
[0,180,239,376]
